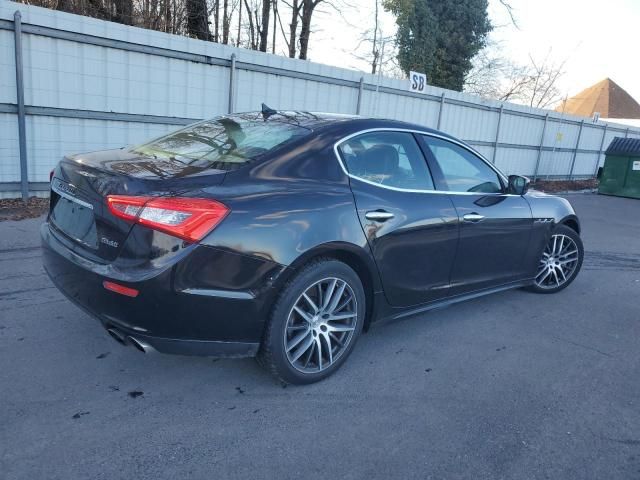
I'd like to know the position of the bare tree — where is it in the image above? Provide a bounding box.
[222,0,230,43]
[281,0,346,60]
[236,0,272,50]
[351,0,387,74]
[243,0,258,48]
[298,0,323,60]
[258,0,271,51]
[370,0,380,74]
[465,47,566,109]
[525,53,566,108]
[55,0,75,13]
[113,0,134,25]
[462,0,568,109]
[213,0,220,41]
[272,0,278,53]
[341,0,399,76]
[286,0,302,58]
[271,0,286,52]
[464,41,511,99]
[237,0,242,45]
[497,0,518,28]
[20,0,337,57]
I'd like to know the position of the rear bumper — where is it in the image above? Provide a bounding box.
[41,222,282,357]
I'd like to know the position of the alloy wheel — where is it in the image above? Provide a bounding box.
[535,234,579,290]
[283,277,358,373]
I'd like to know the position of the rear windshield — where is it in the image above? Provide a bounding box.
[131,114,311,171]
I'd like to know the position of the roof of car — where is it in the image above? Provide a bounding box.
[225,111,358,129]
[226,111,454,139]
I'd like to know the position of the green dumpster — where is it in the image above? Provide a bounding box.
[599,137,640,199]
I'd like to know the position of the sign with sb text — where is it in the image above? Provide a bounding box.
[409,71,427,93]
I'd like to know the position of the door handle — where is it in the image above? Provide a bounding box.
[463,213,485,223]
[365,210,394,222]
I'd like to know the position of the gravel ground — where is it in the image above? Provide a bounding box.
[1,193,639,480]
[530,178,598,193]
[0,197,49,222]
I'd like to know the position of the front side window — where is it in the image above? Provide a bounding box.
[422,136,503,193]
[131,113,310,173]
[338,131,435,191]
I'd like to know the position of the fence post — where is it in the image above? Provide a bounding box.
[532,113,549,182]
[568,119,584,180]
[491,104,503,164]
[228,54,236,114]
[356,77,364,115]
[13,11,29,201]
[436,92,445,130]
[594,123,608,177]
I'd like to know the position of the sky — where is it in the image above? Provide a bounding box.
[299,0,640,103]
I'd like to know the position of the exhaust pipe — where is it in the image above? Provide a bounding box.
[107,328,127,345]
[106,327,154,353]
[127,336,154,353]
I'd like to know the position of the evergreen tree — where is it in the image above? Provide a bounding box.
[384,0,492,91]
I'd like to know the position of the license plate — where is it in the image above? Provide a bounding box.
[50,184,98,249]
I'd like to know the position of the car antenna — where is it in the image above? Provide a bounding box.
[261,103,278,120]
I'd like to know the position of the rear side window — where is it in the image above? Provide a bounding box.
[338,131,435,191]
[421,136,503,193]
[132,114,310,171]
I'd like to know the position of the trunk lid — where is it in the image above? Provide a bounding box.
[49,148,226,262]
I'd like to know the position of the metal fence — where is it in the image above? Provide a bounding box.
[2,1,640,198]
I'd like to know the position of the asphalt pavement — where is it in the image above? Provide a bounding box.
[1,193,639,479]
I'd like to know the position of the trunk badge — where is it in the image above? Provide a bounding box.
[52,178,77,196]
[100,237,119,248]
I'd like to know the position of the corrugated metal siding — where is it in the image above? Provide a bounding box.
[0,28,17,104]
[1,1,640,195]
[580,124,605,150]
[499,113,544,146]
[472,145,494,160]
[441,103,499,141]
[0,113,20,181]
[24,116,174,181]
[495,148,538,176]
[537,151,574,178]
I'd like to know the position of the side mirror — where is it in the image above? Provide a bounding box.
[508,175,530,195]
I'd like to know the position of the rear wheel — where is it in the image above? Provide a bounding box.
[526,225,584,294]
[258,259,365,384]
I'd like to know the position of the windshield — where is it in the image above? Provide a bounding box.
[131,114,311,171]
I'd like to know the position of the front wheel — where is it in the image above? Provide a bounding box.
[258,259,365,384]
[526,224,584,294]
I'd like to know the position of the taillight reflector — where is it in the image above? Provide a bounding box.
[103,280,139,297]
[106,195,229,242]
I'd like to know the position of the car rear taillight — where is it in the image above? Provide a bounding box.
[106,195,229,243]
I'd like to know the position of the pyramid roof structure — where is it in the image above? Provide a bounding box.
[555,78,640,119]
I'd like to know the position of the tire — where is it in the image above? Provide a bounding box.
[525,224,584,294]
[258,258,365,385]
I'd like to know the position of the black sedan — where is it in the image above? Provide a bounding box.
[42,109,584,384]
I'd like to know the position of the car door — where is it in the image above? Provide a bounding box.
[336,130,459,307]
[419,134,533,295]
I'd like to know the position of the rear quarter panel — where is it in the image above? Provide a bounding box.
[198,131,371,267]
